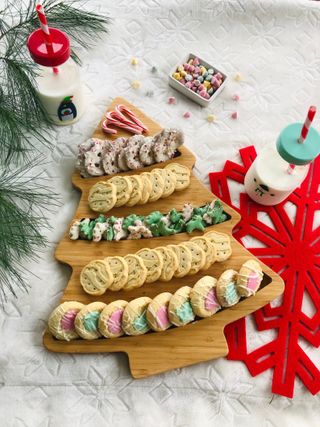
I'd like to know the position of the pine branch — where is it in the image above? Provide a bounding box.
[0,0,111,162]
[0,156,60,304]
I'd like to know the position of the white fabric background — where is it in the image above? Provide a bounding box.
[1,0,320,425]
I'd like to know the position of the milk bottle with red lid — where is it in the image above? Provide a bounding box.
[27,26,84,125]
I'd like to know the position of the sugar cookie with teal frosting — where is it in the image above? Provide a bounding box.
[48,301,85,341]
[216,269,240,307]
[122,297,152,336]
[168,286,195,326]
[146,292,173,332]
[237,259,263,297]
[190,276,221,318]
[75,302,106,340]
[99,300,128,338]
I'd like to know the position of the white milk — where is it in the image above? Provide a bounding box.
[244,147,309,205]
[35,59,84,125]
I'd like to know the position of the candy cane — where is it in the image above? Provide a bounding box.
[102,111,144,135]
[115,105,149,133]
[107,110,143,132]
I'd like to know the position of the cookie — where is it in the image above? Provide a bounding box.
[84,150,104,177]
[128,220,153,239]
[48,301,84,341]
[148,170,165,202]
[88,182,117,213]
[117,150,130,171]
[124,136,144,170]
[168,286,195,326]
[99,300,128,338]
[204,231,232,262]
[75,302,106,340]
[122,296,152,336]
[108,176,133,207]
[138,173,153,204]
[183,241,206,275]
[190,236,217,270]
[123,254,148,291]
[113,217,128,241]
[69,220,81,240]
[146,292,172,332]
[216,269,240,307]
[165,163,191,191]
[105,256,129,291]
[156,168,177,198]
[136,248,163,283]
[126,175,143,207]
[237,259,264,297]
[168,244,192,278]
[101,141,121,175]
[139,137,155,166]
[155,246,178,282]
[80,260,114,295]
[190,276,221,318]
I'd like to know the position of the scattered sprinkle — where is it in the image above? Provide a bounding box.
[183,111,191,119]
[131,57,138,65]
[131,80,141,89]
[207,114,216,123]
[232,94,240,101]
[151,66,157,73]
[234,73,243,82]
[231,111,238,119]
[168,96,177,105]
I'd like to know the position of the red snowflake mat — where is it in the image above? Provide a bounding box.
[209,146,320,398]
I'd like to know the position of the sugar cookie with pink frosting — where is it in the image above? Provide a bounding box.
[99,300,128,338]
[48,301,85,341]
[190,276,221,318]
[75,302,106,340]
[146,292,172,332]
[236,259,264,297]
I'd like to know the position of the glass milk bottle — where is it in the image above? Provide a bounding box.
[27,28,84,125]
[244,121,320,206]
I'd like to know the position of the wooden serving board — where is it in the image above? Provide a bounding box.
[43,97,284,378]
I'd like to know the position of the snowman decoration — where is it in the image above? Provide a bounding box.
[58,95,77,122]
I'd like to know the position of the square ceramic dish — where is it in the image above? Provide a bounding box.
[168,53,228,107]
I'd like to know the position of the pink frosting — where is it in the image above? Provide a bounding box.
[156,306,169,328]
[60,310,77,331]
[107,309,123,334]
[204,289,219,312]
[247,272,260,291]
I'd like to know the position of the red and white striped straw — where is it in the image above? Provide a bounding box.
[36,1,59,74]
[288,106,317,174]
[298,106,317,144]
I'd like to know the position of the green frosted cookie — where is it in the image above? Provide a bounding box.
[169,209,183,224]
[123,214,142,230]
[186,215,205,233]
[79,219,95,240]
[145,211,163,225]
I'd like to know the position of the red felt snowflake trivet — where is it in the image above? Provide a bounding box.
[209,146,320,398]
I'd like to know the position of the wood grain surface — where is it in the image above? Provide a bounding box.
[43,97,284,379]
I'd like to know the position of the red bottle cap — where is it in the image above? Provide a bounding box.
[27,28,70,67]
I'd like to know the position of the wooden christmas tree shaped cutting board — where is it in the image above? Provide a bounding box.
[43,97,284,378]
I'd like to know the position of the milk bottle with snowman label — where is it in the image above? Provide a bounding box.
[27,27,84,125]
[244,108,320,206]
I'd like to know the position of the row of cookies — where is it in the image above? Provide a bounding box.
[88,163,191,213]
[49,260,264,341]
[69,199,227,241]
[80,230,232,295]
[77,129,184,178]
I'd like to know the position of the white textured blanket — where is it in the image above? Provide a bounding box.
[1,1,320,425]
